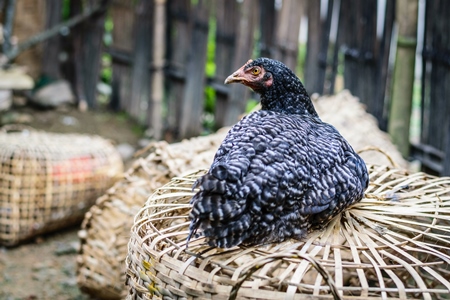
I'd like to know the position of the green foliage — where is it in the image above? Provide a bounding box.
[410,80,422,143]
[296,43,307,79]
[115,112,129,123]
[245,99,260,113]
[337,47,345,75]
[62,0,71,20]
[204,86,216,113]
[203,16,217,131]
[131,124,146,136]
[205,17,216,78]
[104,14,114,46]
[101,54,112,84]
[105,14,114,32]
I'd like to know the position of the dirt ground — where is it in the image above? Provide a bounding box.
[0,104,143,300]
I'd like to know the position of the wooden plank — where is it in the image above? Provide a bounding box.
[423,0,450,151]
[222,0,258,127]
[410,143,444,174]
[375,0,395,131]
[304,0,332,95]
[304,0,322,94]
[165,0,191,141]
[332,0,393,129]
[0,0,5,14]
[340,0,380,120]
[110,0,136,112]
[129,0,154,122]
[213,0,239,128]
[82,0,107,109]
[444,119,450,176]
[179,0,211,139]
[71,0,86,108]
[328,0,342,95]
[71,0,108,109]
[42,0,62,79]
[259,0,276,58]
[420,0,450,175]
[148,0,166,140]
[273,0,303,72]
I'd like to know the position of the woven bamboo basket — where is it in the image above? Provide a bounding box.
[77,130,228,299]
[126,165,450,300]
[0,127,123,246]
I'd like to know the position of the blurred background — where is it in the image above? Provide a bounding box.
[0,0,448,175]
[0,0,449,298]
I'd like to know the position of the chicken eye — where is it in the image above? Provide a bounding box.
[251,68,261,75]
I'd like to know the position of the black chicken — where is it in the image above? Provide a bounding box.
[188,58,369,248]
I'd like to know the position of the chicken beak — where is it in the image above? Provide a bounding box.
[224,71,244,84]
[224,64,247,84]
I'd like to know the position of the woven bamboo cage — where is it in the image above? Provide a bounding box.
[77,130,228,299]
[0,127,123,246]
[126,165,450,300]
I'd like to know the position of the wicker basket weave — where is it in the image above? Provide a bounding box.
[0,127,123,246]
[126,165,450,299]
[77,130,228,299]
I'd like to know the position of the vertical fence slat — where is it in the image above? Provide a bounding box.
[109,0,136,112]
[340,0,381,121]
[85,1,107,109]
[42,0,62,79]
[213,0,238,129]
[129,0,153,122]
[179,0,211,138]
[259,0,276,58]
[72,0,108,109]
[376,0,395,131]
[305,0,333,94]
[328,0,342,95]
[222,0,258,126]
[420,0,450,175]
[273,0,304,71]
[423,0,450,151]
[148,0,166,140]
[165,0,191,140]
[444,120,450,176]
[71,0,86,108]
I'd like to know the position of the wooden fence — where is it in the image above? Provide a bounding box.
[1,0,450,175]
[412,0,450,175]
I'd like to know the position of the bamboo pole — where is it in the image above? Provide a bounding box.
[388,0,418,158]
[149,0,166,140]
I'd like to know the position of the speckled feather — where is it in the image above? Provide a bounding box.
[188,58,369,248]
